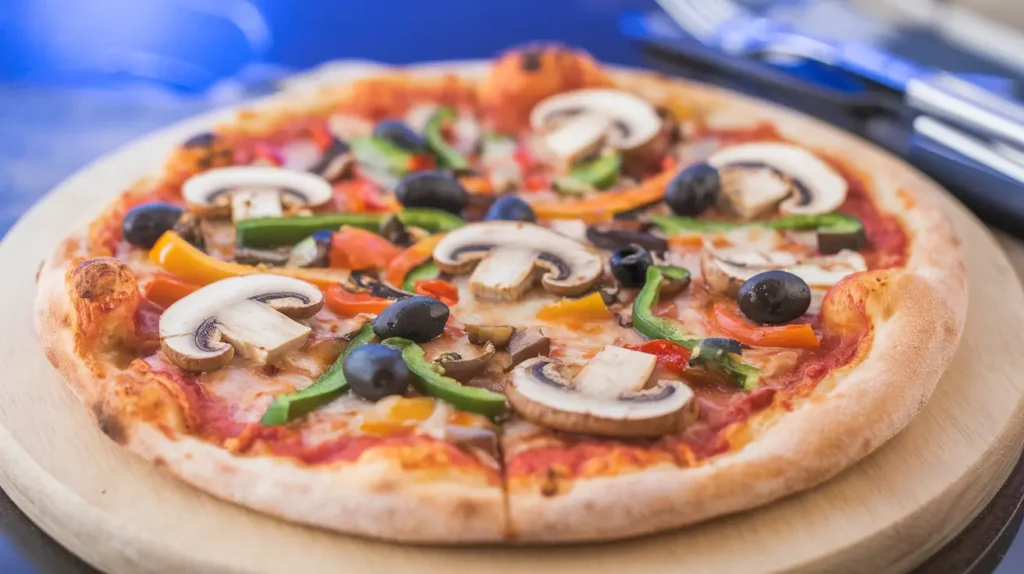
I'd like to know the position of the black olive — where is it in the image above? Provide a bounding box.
[122,202,184,248]
[182,132,216,148]
[373,295,449,342]
[690,337,743,367]
[610,244,653,288]
[665,162,721,216]
[373,120,428,153]
[343,344,411,401]
[485,196,536,222]
[737,270,812,325]
[395,171,469,215]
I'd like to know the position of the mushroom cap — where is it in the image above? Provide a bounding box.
[529,88,662,151]
[432,221,603,299]
[159,274,324,372]
[182,166,333,207]
[708,142,847,216]
[701,242,867,297]
[506,356,694,437]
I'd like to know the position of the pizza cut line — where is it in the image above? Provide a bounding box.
[34,45,966,542]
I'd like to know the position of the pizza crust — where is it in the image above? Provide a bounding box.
[33,63,966,543]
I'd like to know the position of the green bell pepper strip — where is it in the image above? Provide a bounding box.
[260,322,376,425]
[650,214,866,254]
[236,209,465,248]
[402,260,440,291]
[632,265,760,391]
[382,337,507,417]
[689,339,760,392]
[552,152,622,195]
[350,135,416,174]
[424,107,470,171]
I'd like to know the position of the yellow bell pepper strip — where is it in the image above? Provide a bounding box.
[324,284,393,317]
[328,226,401,270]
[143,273,200,308]
[531,169,674,222]
[385,233,446,288]
[149,231,338,289]
[536,292,612,323]
[360,397,437,436]
[711,304,820,349]
[413,279,460,307]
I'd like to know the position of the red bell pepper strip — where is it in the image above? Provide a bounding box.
[329,226,401,270]
[711,304,820,349]
[385,234,446,288]
[624,339,693,375]
[414,279,459,306]
[324,284,392,316]
[143,273,200,308]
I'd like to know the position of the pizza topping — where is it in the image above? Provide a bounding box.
[372,120,429,154]
[651,213,866,255]
[585,221,667,254]
[701,243,867,297]
[261,322,375,425]
[182,166,333,221]
[307,138,353,182]
[344,343,412,401]
[552,150,622,194]
[737,270,812,325]
[465,324,516,348]
[122,202,184,248]
[508,327,552,367]
[424,107,471,172]
[372,295,449,343]
[286,230,332,268]
[232,246,291,267]
[395,171,469,216]
[484,196,536,223]
[505,346,695,437]
[541,113,612,166]
[480,135,523,192]
[349,136,420,188]
[234,208,463,249]
[531,168,674,222]
[143,273,200,308]
[536,292,612,323]
[717,165,794,220]
[328,226,401,270]
[711,304,820,349]
[530,88,662,152]
[432,221,603,301]
[610,244,654,289]
[437,343,497,382]
[382,338,507,417]
[665,163,721,217]
[707,142,848,216]
[159,274,324,372]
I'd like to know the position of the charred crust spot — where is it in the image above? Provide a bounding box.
[453,498,483,520]
[71,258,133,301]
[93,402,127,444]
[152,456,167,468]
[540,467,560,497]
[521,50,543,71]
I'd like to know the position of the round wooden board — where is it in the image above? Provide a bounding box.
[3,61,1024,574]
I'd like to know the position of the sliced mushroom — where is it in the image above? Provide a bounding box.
[432,222,603,301]
[438,343,497,382]
[701,243,867,297]
[716,165,795,220]
[508,327,551,367]
[506,346,695,437]
[345,270,413,300]
[530,88,662,152]
[308,138,353,182]
[159,274,324,372]
[539,112,611,165]
[182,166,333,222]
[233,246,291,267]
[466,324,516,348]
[707,142,848,216]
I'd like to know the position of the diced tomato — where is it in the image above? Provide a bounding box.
[624,340,692,374]
[523,174,550,192]
[414,279,460,306]
[324,285,392,316]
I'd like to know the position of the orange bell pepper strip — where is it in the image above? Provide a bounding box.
[459,175,494,195]
[414,279,459,306]
[385,233,446,288]
[149,231,338,290]
[530,169,675,222]
[324,284,392,316]
[536,292,612,323]
[335,180,399,213]
[711,304,820,349]
[143,273,200,308]
[623,339,692,374]
[328,226,401,270]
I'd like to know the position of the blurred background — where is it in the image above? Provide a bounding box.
[3,0,1024,232]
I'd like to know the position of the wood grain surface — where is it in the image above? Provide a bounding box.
[1,63,1023,574]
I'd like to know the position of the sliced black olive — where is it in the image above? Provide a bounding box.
[343,344,411,401]
[172,211,205,250]
[737,270,812,325]
[395,171,469,215]
[378,214,413,246]
[373,120,428,154]
[818,227,867,255]
[484,196,536,222]
[122,202,184,248]
[372,295,449,342]
[665,162,721,216]
[610,244,654,289]
[585,224,667,254]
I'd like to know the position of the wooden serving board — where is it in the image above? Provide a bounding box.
[3,62,1024,574]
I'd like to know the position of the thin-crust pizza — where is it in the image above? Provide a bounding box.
[34,45,966,543]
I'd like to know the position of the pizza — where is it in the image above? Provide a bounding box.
[34,45,967,542]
